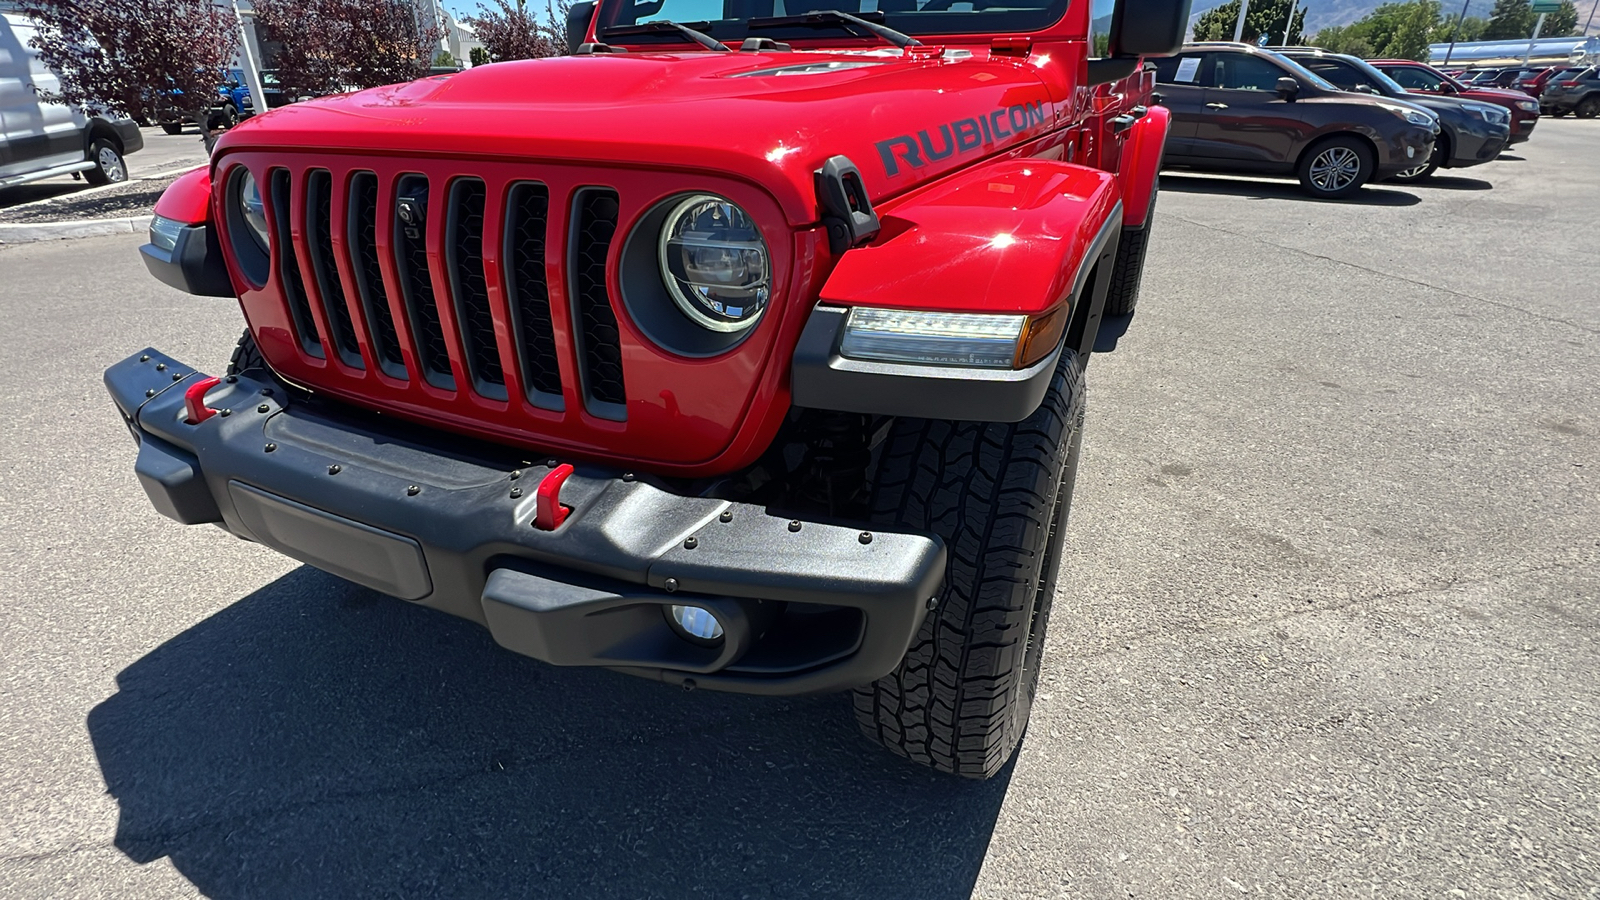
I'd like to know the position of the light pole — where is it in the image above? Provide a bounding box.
[1282,0,1297,44]
[1585,0,1599,34]
[1442,0,1472,68]
[1233,0,1251,42]
[1522,12,1547,65]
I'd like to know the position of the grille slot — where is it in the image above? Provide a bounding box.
[392,174,454,389]
[571,188,626,418]
[446,178,505,399]
[269,169,323,357]
[348,173,406,379]
[305,170,362,368]
[504,182,562,408]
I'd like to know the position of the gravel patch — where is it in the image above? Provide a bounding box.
[0,174,179,225]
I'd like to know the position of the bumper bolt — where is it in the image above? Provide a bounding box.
[545,458,558,468]
[407,485,421,496]
[788,520,802,533]
[257,404,269,413]
[144,389,155,398]
[327,464,341,475]
[684,536,698,549]
[509,487,523,499]
[264,442,277,453]
[225,375,238,384]
[139,354,150,362]
[621,472,635,482]
[155,363,167,371]
[260,388,272,396]
[509,470,522,480]
[172,373,183,381]
[664,577,679,593]
[926,596,939,611]
[859,531,873,544]
[719,510,732,523]
[219,408,231,417]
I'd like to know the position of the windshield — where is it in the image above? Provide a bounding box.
[1270,53,1340,91]
[1345,57,1410,95]
[596,0,1071,41]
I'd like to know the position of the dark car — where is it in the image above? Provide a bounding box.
[1279,49,1510,181]
[1541,66,1600,117]
[1513,66,1574,98]
[1153,43,1438,198]
[1370,59,1540,143]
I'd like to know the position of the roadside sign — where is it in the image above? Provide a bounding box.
[1531,0,1560,12]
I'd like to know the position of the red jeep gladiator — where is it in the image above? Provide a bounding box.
[109,0,1185,778]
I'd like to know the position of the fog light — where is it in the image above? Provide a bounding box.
[666,604,724,643]
[839,308,1026,369]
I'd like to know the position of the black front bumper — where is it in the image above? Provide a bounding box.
[106,349,945,695]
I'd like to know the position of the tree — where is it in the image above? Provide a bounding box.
[1544,0,1580,36]
[1379,0,1441,59]
[434,50,459,68]
[1307,0,1441,59]
[470,46,493,67]
[1192,0,1306,44]
[1482,0,1535,39]
[251,0,443,98]
[464,0,572,61]
[19,0,236,123]
[1312,24,1377,56]
[1430,15,1486,43]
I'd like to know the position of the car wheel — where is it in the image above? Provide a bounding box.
[1103,176,1157,316]
[160,122,184,135]
[227,330,268,376]
[84,138,127,186]
[853,348,1084,779]
[220,103,239,128]
[1389,135,1444,183]
[1297,136,1374,199]
[1577,97,1600,119]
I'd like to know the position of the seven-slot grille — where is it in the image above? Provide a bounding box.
[263,168,624,416]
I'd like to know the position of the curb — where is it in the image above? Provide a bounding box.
[0,215,153,245]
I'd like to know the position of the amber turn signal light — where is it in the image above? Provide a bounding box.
[1015,306,1068,369]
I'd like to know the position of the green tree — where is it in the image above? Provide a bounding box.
[434,50,458,67]
[1311,24,1377,56]
[1544,0,1580,36]
[1192,0,1306,44]
[1481,0,1535,39]
[470,45,492,67]
[1430,14,1486,42]
[1307,0,1440,59]
[1379,0,1441,59]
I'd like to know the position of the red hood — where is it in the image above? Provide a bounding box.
[215,49,1064,226]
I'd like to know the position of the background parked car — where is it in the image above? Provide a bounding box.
[1280,49,1511,182]
[1540,66,1600,117]
[1371,59,1541,144]
[0,10,143,189]
[1153,43,1439,199]
[1513,66,1576,97]
[158,68,252,134]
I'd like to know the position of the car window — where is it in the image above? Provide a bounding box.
[598,0,1069,39]
[1383,65,1445,91]
[1215,53,1288,91]
[1299,58,1371,92]
[1153,53,1209,86]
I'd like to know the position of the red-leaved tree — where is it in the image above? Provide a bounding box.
[19,0,237,123]
[251,0,443,98]
[466,0,572,62]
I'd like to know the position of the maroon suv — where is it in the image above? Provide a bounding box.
[1372,59,1541,144]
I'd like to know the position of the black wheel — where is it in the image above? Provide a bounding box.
[1577,97,1600,119]
[1297,135,1374,199]
[1389,134,1445,183]
[160,122,184,135]
[1102,178,1157,316]
[84,138,127,186]
[227,329,267,376]
[219,103,239,128]
[853,349,1085,779]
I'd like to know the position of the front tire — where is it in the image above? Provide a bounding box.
[1102,178,1157,316]
[227,329,267,376]
[854,350,1085,779]
[1577,97,1600,119]
[1297,136,1374,199]
[84,138,126,186]
[160,122,185,135]
[1389,134,1445,183]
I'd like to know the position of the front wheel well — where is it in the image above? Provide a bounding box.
[85,120,122,155]
[1297,131,1379,171]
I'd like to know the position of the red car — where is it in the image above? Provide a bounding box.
[108,0,1188,777]
[1372,59,1541,144]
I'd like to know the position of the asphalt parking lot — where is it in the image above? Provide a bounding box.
[0,119,1595,898]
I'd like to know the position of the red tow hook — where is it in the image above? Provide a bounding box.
[533,464,575,531]
[183,376,222,424]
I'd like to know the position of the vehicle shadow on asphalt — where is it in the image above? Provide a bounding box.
[1159,174,1421,206]
[86,566,1010,899]
[1416,175,1494,191]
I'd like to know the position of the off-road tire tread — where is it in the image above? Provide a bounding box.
[853,351,1084,779]
[227,329,267,376]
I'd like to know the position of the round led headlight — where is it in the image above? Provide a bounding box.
[237,169,270,253]
[658,194,770,333]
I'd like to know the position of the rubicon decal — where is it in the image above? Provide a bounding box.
[876,101,1049,176]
